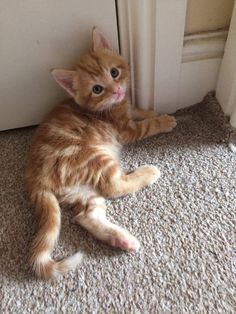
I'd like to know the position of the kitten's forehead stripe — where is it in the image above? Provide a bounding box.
[78,54,110,78]
[77,64,99,77]
[90,54,104,72]
[116,63,126,69]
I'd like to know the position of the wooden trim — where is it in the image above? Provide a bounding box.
[183,30,228,62]
[154,0,187,113]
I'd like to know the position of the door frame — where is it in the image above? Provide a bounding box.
[216,1,236,128]
[116,0,228,113]
[116,0,187,112]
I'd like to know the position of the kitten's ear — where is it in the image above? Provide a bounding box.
[92,27,112,51]
[51,69,76,97]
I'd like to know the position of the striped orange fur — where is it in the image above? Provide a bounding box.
[26,28,177,280]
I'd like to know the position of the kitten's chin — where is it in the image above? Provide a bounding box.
[112,93,125,105]
[93,94,126,112]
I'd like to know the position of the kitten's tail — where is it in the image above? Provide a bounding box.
[30,190,83,280]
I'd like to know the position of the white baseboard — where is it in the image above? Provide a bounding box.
[178,58,222,110]
[176,31,227,111]
[182,30,227,62]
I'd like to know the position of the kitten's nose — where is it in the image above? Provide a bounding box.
[113,85,121,95]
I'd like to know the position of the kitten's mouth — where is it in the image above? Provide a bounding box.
[113,93,125,102]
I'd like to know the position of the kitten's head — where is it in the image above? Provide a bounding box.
[51,28,129,112]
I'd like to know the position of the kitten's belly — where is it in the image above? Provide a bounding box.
[55,140,122,196]
[58,142,121,204]
[60,184,97,205]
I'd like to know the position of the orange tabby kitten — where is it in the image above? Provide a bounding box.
[26,28,176,280]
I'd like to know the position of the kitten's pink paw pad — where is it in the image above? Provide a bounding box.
[110,233,140,252]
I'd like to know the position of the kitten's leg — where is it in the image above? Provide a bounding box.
[129,107,159,120]
[72,196,140,252]
[98,164,161,198]
[120,115,177,144]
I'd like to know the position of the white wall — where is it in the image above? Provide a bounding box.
[0,0,118,130]
[185,0,234,34]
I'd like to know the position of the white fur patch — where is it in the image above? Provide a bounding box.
[59,252,84,270]
[60,164,68,184]
[49,125,79,140]
[229,142,236,153]
[88,206,106,221]
[61,185,97,204]
[92,142,121,160]
[40,144,80,158]
[35,251,51,264]
[90,197,105,206]
[60,145,81,157]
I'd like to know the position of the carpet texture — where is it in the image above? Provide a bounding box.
[1,94,236,313]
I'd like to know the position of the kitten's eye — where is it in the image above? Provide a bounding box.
[92,84,103,94]
[110,68,119,78]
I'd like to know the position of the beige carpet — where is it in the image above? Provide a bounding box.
[1,95,236,313]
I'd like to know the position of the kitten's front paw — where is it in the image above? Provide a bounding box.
[157,114,177,133]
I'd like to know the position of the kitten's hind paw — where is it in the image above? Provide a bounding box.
[108,229,140,252]
[135,165,161,186]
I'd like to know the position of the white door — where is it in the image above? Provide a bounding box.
[117,0,233,113]
[0,0,118,131]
